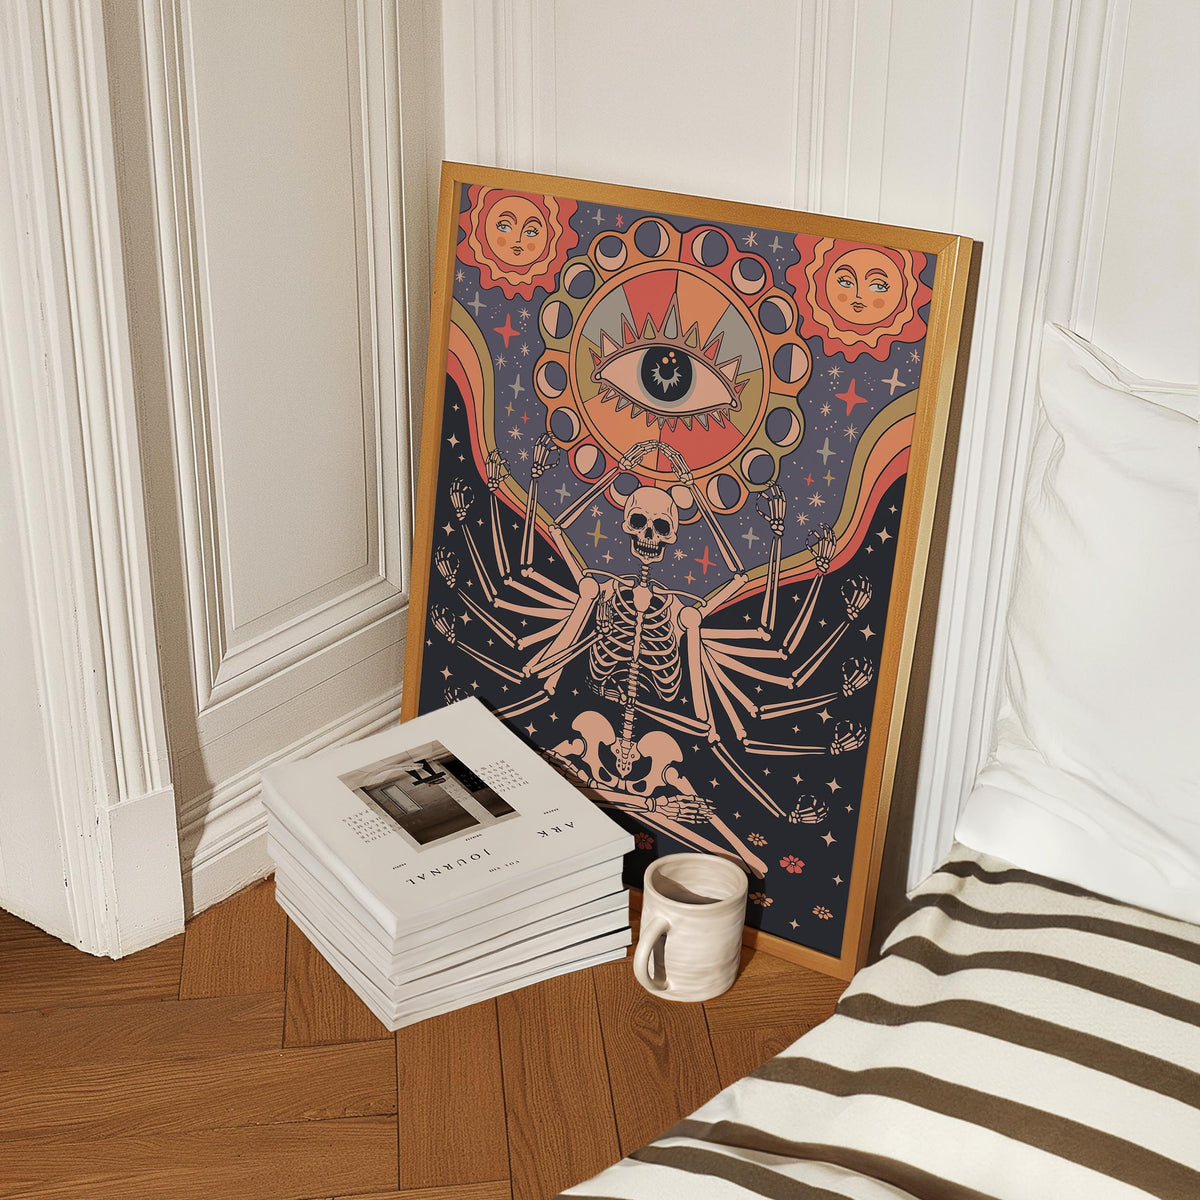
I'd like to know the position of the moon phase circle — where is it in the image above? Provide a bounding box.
[573,441,606,478]
[741,448,775,486]
[772,342,811,386]
[732,256,767,296]
[758,295,794,335]
[563,261,596,298]
[765,405,802,448]
[536,359,568,398]
[633,220,670,258]
[540,301,573,340]
[549,405,579,442]
[706,471,744,512]
[594,235,627,272]
[693,229,729,267]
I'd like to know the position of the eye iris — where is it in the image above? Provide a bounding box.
[640,345,693,403]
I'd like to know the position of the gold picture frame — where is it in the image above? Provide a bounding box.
[403,162,973,979]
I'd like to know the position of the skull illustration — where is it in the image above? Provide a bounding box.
[622,487,678,563]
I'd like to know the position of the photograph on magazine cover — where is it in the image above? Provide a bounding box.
[404,164,972,978]
[339,739,517,850]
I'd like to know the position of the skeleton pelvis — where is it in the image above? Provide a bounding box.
[557,710,682,795]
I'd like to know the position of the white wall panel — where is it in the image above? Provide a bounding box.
[110,0,422,914]
[1087,0,1198,382]
[185,0,375,630]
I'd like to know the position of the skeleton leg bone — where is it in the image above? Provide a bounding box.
[710,742,786,818]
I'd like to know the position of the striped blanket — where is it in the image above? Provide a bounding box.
[559,845,1200,1200]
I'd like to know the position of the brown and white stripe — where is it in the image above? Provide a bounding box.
[559,845,1200,1200]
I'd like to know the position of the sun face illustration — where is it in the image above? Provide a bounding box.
[789,237,932,362]
[458,186,578,300]
[533,219,813,516]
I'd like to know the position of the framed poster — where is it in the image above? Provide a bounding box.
[403,163,973,979]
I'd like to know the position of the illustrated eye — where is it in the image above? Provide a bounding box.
[594,343,741,417]
[869,280,890,293]
[522,222,542,239]
[495,219,513,232]
[835,274,854,289]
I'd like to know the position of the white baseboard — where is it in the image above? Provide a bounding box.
[102,786,186,956]
[182,688,405,919]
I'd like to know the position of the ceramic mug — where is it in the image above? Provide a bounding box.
[632,853,749,1002]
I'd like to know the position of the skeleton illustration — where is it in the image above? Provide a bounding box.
[429,433,874,878]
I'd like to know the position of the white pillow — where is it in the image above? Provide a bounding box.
[957,323,1200,921]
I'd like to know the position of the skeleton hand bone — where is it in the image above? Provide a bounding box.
[429,604,456,643]
[619,440,662,472]
[756,483,787,537]
[787,795,831,825]
[434,547,459,587]
[830,720,867,755]
[484,450,506,492]
[842,576,872,620]
[449,478,472,521]
[530,434,558,479]
[657,443,695,486]
[646,792,716,824]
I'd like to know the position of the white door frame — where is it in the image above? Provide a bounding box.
[0,0,183,956]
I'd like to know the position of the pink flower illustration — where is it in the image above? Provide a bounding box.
[749,891,773,907]
[780,856,805,874]
[634,832,655,851]
[812,905,833,920]
[747,832,767,847]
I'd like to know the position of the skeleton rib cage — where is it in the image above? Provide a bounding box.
[428,437,876,878]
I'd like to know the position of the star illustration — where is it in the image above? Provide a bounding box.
[876,527,893,543]
[494,314,519,347]
[822,832,836,846]
[861,625,876,640]
[816,437,835,464]
[743,230,758,247]
[836,378,867,414]
[883,368,904,396]
[827,778,841,793]
[817,708,832,723]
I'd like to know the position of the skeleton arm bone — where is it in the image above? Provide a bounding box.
[756,484,786,632]
[522,574,600,693]
[552,438,659,531]
[484,451,512,580]
[449,479,499,603]
[520,436,558,568]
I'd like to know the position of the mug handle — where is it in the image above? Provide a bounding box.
[632,914,671,993]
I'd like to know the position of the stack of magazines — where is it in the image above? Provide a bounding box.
[260,697,633,1030]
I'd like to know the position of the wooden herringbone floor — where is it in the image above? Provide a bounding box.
[0,879,847,1200]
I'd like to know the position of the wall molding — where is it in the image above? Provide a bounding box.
[140,0,409,717]
[184,683,405,915]
[908,0,1120,887]
[0,0,182,955]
